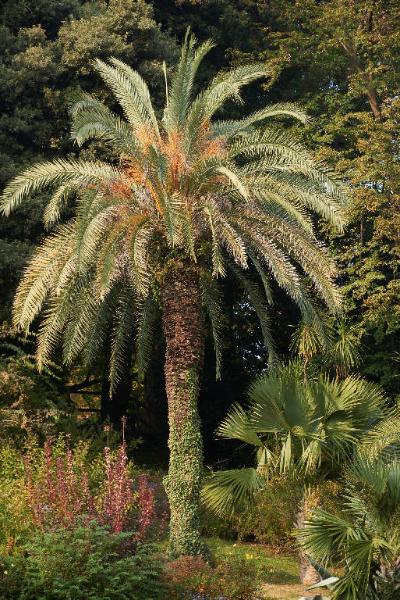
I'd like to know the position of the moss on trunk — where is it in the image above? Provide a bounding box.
[161,260,208,558]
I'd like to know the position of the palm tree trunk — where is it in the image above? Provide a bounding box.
[297,493,321,586]
[161,259,208,558]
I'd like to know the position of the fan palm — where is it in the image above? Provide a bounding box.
[202,365,388,579]
[298,456,400,599]
[1,32,347,557]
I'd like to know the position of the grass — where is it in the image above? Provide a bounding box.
[160,537,328,598]
[206,537,299,586]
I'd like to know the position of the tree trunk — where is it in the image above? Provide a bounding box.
[297,494,321,586]
[161,259,208,558]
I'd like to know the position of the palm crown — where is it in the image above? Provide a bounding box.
[1,32,346,382]
[202,365,387,517]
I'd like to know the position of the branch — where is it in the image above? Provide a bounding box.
[65,378,101,392]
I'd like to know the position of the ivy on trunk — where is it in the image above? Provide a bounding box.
[161,260,208,558]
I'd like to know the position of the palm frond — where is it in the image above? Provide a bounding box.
[109,287,136,395]
[94,59,158,135]
[136,294,159,380]
[70,93,138,152]
[164,29,214,132]
[201,468,265,517]
[200,272,224,379]
[1,159,121,215]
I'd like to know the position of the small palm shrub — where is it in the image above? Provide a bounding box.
[0,523,165,600]
[298,457,400,599]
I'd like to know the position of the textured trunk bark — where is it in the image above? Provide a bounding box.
[161,259,207,558]
[297,494,321,586]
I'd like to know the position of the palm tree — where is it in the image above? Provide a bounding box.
[1,32,347,557]
[298,455,400,599]
[202,365,388,580]
[298,410,400,598]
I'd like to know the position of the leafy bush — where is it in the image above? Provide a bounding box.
[233,476,302,547]
[0,443,33,550]
[200,476,301,547]
[0,523,165,599]
[164,554,260,599]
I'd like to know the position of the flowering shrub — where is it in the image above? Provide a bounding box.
[25,440,94,530]
[24,439,164,539]
[98,444,134,533]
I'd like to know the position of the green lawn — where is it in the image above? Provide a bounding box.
[160,537,324,598]
[207,537,299,586]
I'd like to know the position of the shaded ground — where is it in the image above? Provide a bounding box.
[261,583,321,599]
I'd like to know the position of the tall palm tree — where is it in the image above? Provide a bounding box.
[202,365,388,579]
[1,32,347,557]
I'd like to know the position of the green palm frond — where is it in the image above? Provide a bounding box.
[136,294,160,380]
[200,272,224,379]
[94,58,159,135]
[201,62,270,118]
[357,408,400,462]
[201,468,265,517]
[164,30,214,133]
[109,287,136,394]
[13,223,75,330]
[43,184,78,228]
[212,102,309,140]
[0,159,121,215]
[217,403,262,447]
[70,93,138,152]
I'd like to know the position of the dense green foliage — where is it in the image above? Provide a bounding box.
[0,524,165,600]
[299,456,400,599]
